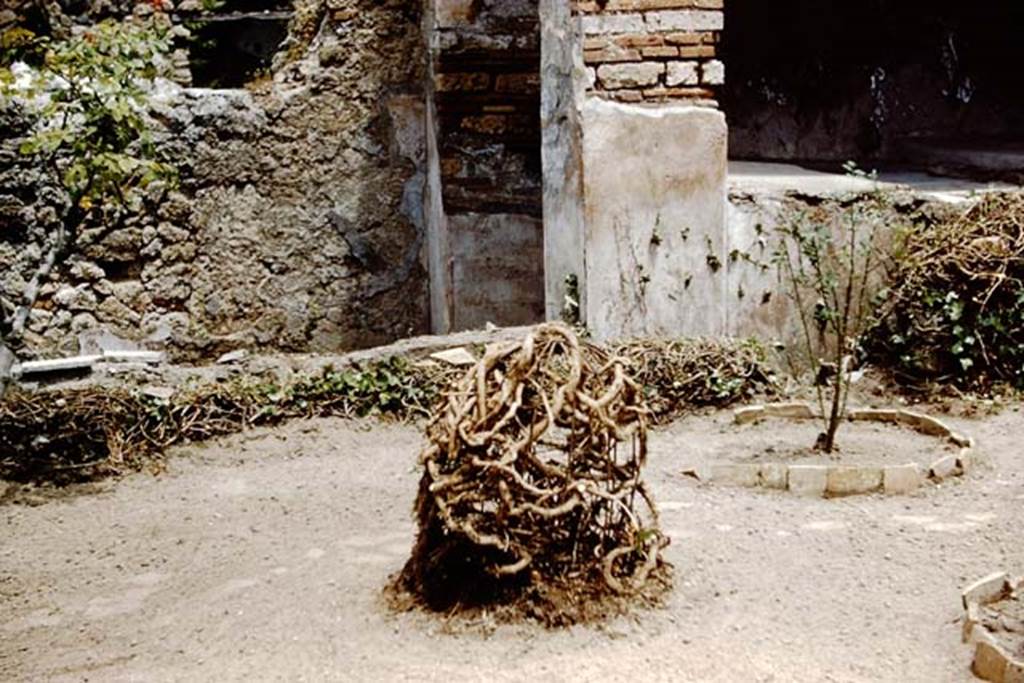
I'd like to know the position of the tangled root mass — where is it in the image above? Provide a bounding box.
[397,324,670,623]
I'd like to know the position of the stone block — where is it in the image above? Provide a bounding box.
[645,9,724,32]
[930,454,960,480]
[974,639,1009,682]
[733,405,764,424]
[963,601,981,643]
[898,410,952,437]
[580,99,727,340]
[1007,660,1024,683]
[597,62,665,89]
[709,464,760,488]
[788,466,828,497]
[14,355,102,377]
[883,464,924,495]
[764,402,815,419]
[826,467,883,496]
[963,572,1009,608]
[701,59,725,85]
[848,408,900,423]
[758,463,788,490]
[665,60,699,86]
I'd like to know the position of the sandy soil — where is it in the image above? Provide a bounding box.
[672,413,961,468]
[2,406,1023,682]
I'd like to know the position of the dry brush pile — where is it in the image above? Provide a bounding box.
[870,193,1024,391]
[397,324,669,625]
[0,336,776,485]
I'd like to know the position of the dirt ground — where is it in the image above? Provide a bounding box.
[2,405,1023,682]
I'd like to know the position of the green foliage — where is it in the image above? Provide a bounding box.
[772,180,895,452]
[3,18,177,214]
[868,194,1024,391]
[1,27,46,65]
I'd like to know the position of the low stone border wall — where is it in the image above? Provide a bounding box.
[962,572,1024,682]
[700,403,979,498]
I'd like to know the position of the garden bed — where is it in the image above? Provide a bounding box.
[963,572,1024,682]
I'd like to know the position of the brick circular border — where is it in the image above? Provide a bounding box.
[962,572,1024,682]
[693,402,980,497]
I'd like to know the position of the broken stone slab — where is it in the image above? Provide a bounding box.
[429,347,477,367]
[764,402,816,419]
[964,600,982,643]
[897,409,953,437]
[963,572,1010,609]
[826,466,883,496]
[788,465,828,497]
[13,355,102,378]
[733,405,765,425]
[101,350,164,364]
[708,464,760,488]
[974,637,1010,682]
[758,463,788,490]
[883,463,924,495]
[217,349,248,364]
[930,454,961,480]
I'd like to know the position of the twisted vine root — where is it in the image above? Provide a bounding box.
[403,323,669,612]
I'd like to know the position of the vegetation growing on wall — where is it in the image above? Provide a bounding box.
[0,18,177,394]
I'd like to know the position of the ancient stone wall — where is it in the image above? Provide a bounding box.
[1,0,431,361]
[574,0,723,104]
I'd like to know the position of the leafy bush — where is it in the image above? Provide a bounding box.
[869,193,1024,391]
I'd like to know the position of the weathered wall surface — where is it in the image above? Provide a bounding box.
[1,1,431,360]
[428,0,545,332]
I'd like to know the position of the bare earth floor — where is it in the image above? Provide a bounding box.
[2,406,1023,682]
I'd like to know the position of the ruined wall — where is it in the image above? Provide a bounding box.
[575,0,723,104]
[428,0,545,332]
[1,1,431,360]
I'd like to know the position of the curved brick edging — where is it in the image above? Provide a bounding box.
[962,572,1024,682]
[700,403,980,498]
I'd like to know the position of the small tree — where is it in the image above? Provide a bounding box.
[0,18,176,394]
[773,168,891,453]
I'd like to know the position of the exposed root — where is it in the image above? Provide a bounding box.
[397,323,670,625]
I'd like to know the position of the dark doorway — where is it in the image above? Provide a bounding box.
[721,1,1024,178]
[187,0,292,88]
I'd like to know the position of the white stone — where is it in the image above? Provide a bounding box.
[929,454,960,480]
[430,347,477,367]
[849,408,901,422]
[759,463,788,489]
[883,464,924,495]
[702,59,725,86]
[645,10,724,32]
[709,464,760,488]
[102,350,164,364]
[581,12,645,35]
[826,467,883,496]
[14,355,101,377]
[597,62,664,90]
[898,409,952,437]
[963,572,1009,608]
[666,61,699,87]
[788,466,828,497]
[217,349,248,364]
[581,99,728,340]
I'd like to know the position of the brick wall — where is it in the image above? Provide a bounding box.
[428,1,545,331]
[573,0,724,104]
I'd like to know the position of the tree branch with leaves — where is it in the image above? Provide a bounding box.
[0,17,178,394]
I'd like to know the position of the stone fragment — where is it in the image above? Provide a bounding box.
[701,59,725,85]
[758,463,788,490]
[597,62,664,89]
[826,467,882,496]
[898,409,952,437]
[665,61,699,87]
[929,454,960,480]
[217,350,248,364]
[14,355,101,377]
[1007,660,1024,683]
[950,432,975,448]
[102,350,164,364]
[883,464,923,495]
[708,464,760,488]
[764,402,815,419]
[430,347,477,367]
[849,408,900,423]
[963,601,981,643]
[963,572,1010,608]
[788,466,828,497]
[974,639,1009,682]
[733,405,764,425]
